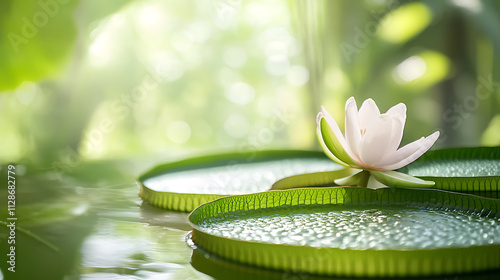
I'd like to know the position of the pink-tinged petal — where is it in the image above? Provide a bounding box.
[386,103,407,125]
[358,114,395,168]
[358,98,381,129]
[377,131,440,170]
[380,103,407,157]
[344,97,362,161]
[377,136,425,166]
[382,114,405,156]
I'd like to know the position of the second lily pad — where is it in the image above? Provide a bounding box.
[272,146,500,193]
[401,146,500,192]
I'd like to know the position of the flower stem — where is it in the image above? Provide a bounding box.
[358,171,370,188]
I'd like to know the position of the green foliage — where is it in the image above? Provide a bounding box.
[0,0,78,91]
[1,0,500,164]
[377,2,432,43]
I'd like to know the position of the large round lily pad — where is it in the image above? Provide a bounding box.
[138,150,342,211]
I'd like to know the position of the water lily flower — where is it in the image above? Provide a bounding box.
[317,97,439,189]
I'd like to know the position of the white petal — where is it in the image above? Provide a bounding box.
[358,98,380,129]
[386,103,407,124]
[380,103,407,157]
[358,114,394,168]
[382,114,405,156]
[377,137,425,167]
[377,131,440,170]
[344,97,362,161]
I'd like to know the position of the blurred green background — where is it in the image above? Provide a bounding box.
[1,0,500,279]
[1,0,500,167]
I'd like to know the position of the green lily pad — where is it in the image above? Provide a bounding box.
[401,146,500,192]
[189,187,500,277]
[272,146,500,193]
[138,150,341,212]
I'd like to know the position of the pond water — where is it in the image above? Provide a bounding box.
[2,159,499,280]
[0,159,211,280]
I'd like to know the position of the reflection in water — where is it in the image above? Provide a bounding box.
[0,161,210,280]
[190,244,500,280]
[79,189,209,279]
[139,203,192,231]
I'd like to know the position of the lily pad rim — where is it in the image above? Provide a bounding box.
[188,187,500,276]
[189,186,500,248]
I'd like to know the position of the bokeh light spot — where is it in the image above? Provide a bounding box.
[167,121,191,144]
[287,66,309,86]
[223,47,247,68]
[224,114,250,138]
[395,56,427,82]
[225,82,255,105]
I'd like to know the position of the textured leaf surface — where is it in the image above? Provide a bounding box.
[189,187,500,277]
[401,146,500,192]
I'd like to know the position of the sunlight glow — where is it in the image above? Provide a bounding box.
[138,5,163,29]
[167,121,191,144]
[450,0,482,13]
[225,82,255,105]
[286,66,309,86]
[88,15,126,67]
[152,51,185,82]
[15,81,39,106]
[89,32,112,67]
[223,47,247,68]
[224,114,250,138]
[395,56,427,82]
